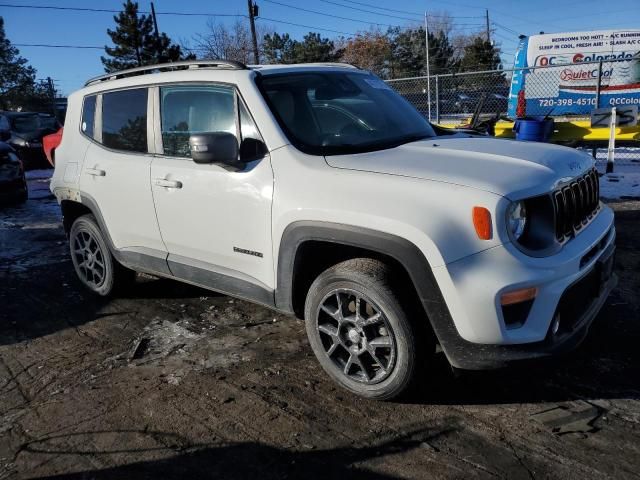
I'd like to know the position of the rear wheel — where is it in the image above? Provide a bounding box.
[69,214,134,296]
[304,258,430,400]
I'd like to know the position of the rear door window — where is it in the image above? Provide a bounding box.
[102,88,148,153]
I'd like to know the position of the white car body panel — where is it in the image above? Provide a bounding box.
[270,144,505,270]
[325,137,595,200]
[81,142,165,252]
[150,155,274,289]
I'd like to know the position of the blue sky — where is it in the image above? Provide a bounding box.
[3,0,640,95]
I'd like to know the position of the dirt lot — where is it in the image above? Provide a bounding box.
[1,171,639,480]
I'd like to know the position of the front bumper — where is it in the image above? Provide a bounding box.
[430,204,617,370]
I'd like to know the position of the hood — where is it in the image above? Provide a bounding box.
[325,137,594,200]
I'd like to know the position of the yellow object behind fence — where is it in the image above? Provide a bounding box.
[441,120,640,142]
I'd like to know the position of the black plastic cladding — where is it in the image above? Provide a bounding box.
[553,168,600,241]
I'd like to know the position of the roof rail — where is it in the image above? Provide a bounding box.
[250,62,359,70]
[84,59,247,87]
[299,62,359,69]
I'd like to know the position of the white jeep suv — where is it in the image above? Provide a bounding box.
[51,60,617,400]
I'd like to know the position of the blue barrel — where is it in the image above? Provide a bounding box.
[513,117,554,142]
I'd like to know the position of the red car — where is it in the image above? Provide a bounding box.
[43,127,63,167]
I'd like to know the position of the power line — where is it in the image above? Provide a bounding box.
[257,16,357,36]
[16,43,103,49]
[336,0,484,19]
[0,2,243,17]
[318,0,419,22]
[492,22,521,37]
[332,0,422,17]
[262,0,399,28]
[491,31,520,44]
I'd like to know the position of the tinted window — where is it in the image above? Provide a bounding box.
[10,115,37,133]
[102,88,148,153]
[81,95,96,138]
[160,85,235,158]
[259,72,435,156]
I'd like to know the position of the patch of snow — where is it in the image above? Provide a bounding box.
[599,172,640,200]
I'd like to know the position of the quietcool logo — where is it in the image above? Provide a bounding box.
[561,67,614,81]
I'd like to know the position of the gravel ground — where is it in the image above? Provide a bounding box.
[0,171,639,480]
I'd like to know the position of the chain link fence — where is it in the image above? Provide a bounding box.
[387,70,512,125]
[387,58,639,165]
[387,58,639,122]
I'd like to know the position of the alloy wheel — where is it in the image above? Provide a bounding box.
[315,289,397,384]
[72,229,106,288]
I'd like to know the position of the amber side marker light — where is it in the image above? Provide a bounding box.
[472,206,492,240]
[501,287,538,306]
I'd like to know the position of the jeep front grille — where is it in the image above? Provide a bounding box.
[552,168,600,241]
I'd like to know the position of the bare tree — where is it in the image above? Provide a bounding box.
[194,19,273,64]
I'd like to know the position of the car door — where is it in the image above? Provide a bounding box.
[79,88,168,270]
[150,84,274,292]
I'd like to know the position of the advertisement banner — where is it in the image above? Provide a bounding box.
[508,30,640,117]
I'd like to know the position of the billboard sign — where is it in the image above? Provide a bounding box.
[508,30,640,117]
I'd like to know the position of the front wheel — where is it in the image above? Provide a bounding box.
[304,258,429,400]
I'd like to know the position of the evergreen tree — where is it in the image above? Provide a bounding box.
[101,0,192,73]
[263,32,337,64]
[292,33,336,63]
[0,16,37,110]
[459,37,502,72]
[262,33,296,64]
[388,27,458,78]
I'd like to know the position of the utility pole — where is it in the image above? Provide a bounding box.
[485,9,491,43]
[248,0,260,64]
[424,12,432,122]
[46,77,56,116]
[150,2,162,62]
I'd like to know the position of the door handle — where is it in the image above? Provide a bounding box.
[86,168,106,177]
[154,178,183,189]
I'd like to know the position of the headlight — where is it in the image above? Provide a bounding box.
[507,201,527,240]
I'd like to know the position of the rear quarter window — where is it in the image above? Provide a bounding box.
[101,88,148,153]
[81,95,97,139]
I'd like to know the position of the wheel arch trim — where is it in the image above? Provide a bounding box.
[275,221,463,345]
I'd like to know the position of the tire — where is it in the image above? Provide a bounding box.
[69,214,134,296]
[17,183,28,204]
[304,258,430,401]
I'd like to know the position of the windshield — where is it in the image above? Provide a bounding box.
[10,115,58,134]
[258,71,435,155]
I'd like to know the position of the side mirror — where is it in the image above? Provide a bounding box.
[189,132,239,166]
[0,130,10,142]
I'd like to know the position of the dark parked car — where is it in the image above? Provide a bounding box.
[0,112,61,169]
[0,141,28,204]
[453,92,509,114]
